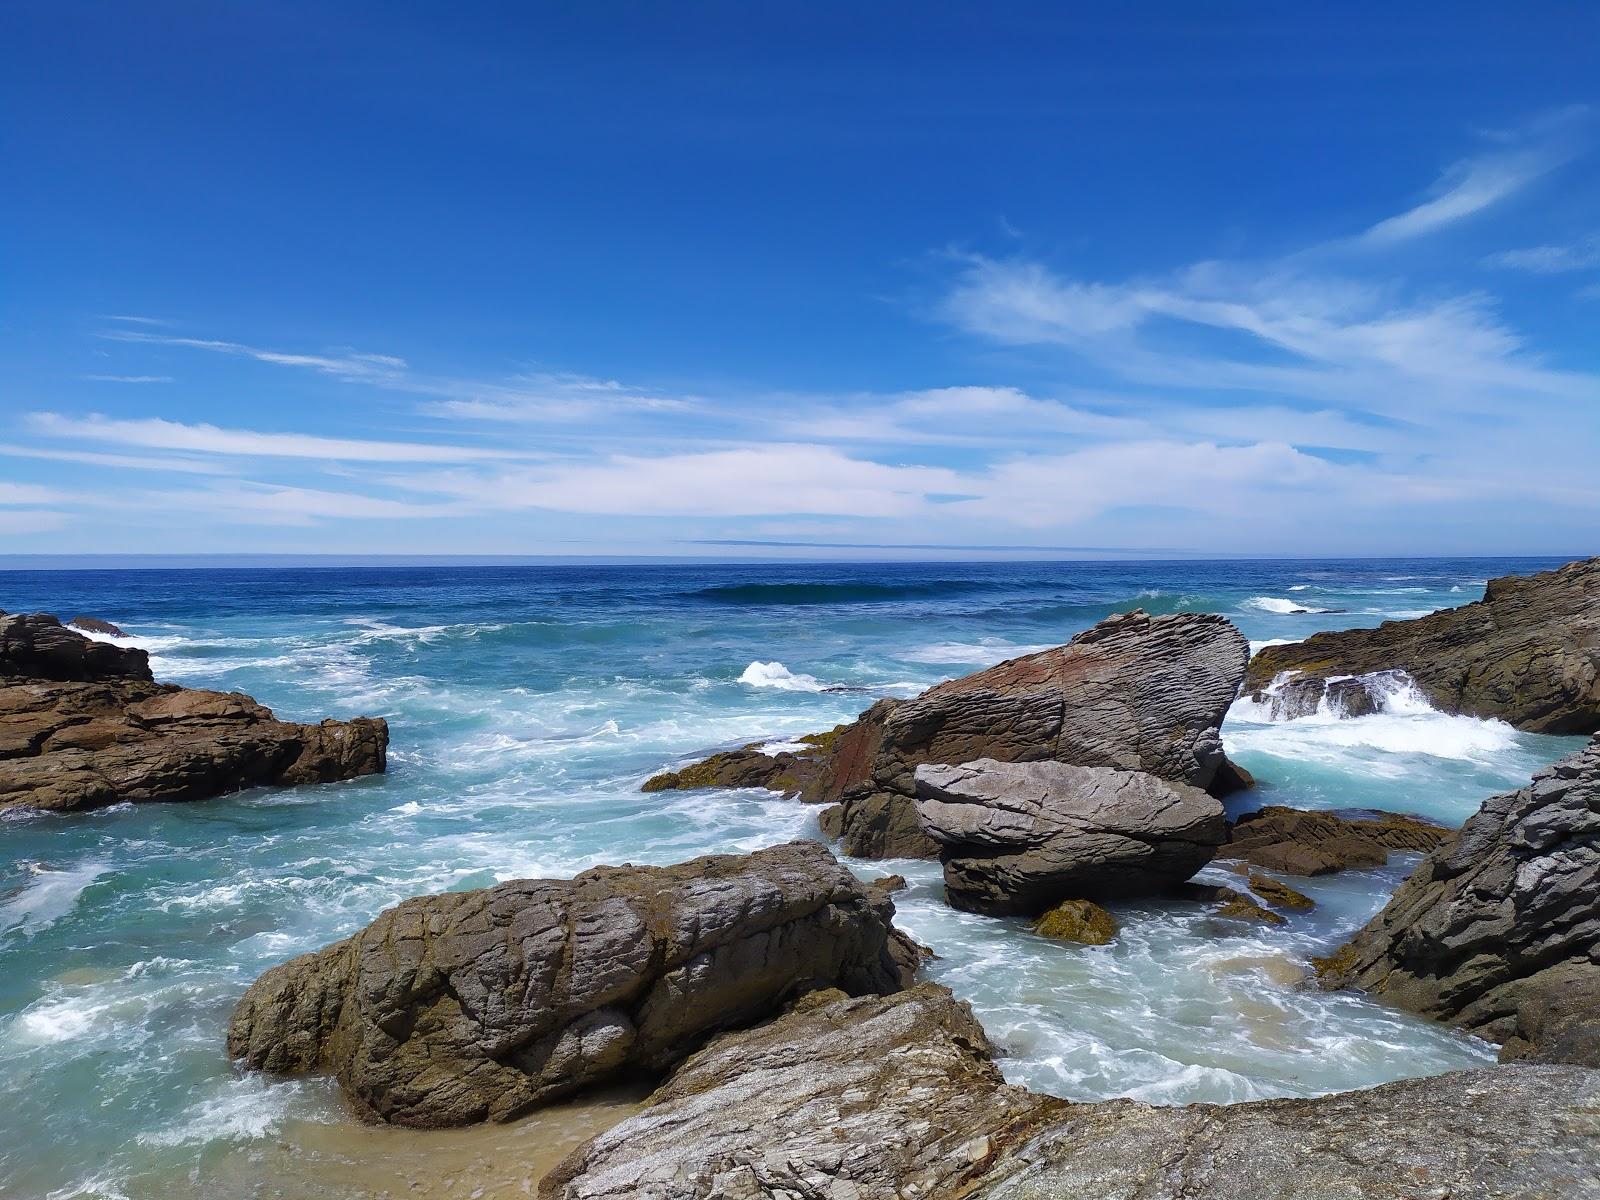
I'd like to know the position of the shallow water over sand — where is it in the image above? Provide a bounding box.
[0,557,1582,1197]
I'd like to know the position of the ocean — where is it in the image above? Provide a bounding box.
[0,556,1584,1198]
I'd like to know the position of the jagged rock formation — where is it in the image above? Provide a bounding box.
[914,759,1225,915]
[229,842,912,1127]
[1221,805,1451,875]
[66,615,129,639]
[0,610,387,814]
[539,983,1067,1199]
[1317,737,1600,1066]
[1245,557,1600,733]
[543,983,1600,1200]
[646,610,1251,860]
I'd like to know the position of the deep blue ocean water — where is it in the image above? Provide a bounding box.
[0,557,1584,1198]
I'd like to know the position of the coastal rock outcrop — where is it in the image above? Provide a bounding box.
[1221,805,1451,876]
[1245,557,1600,733]
[539,983,1067,1200]
[228,842,911,1127]
[0,610,387,814]
[914,758,1226,915]
[543,982,1600,1200]
[1317,737,1600,1065]
[647,610,1252,861]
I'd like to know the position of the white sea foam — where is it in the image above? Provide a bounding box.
[1248,638,1298,654]
[136,1076,303,1146]
[1,861,111,939]
[901,640,1053,665]
[738,660,827,691]
[1242,596,1332,615]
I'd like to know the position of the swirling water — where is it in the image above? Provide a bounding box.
[0,557,1584,1198]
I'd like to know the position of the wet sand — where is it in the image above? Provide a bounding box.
[129,1086,645,1199]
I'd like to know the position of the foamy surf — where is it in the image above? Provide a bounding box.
[1242,596,1334,615]
[738,661,827,692]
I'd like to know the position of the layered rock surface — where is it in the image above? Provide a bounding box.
[646,609,1251,860]
[0,610,387,814]
[1318,737,1600,1064]
[915,758,1226,914]
[1245,557,1600,733]
[539,983,1064,1200]
[544,983,1600,1200]
[1222,805,1452,876]
[229,842,912,1127]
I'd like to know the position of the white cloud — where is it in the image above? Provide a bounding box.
[82,374,174,383]
[0,483,68,505]
[0,444,237,475]
[0,510,69,534]
[1482,236,1600,273]
[26,413,529,463]
[99,331,408,381]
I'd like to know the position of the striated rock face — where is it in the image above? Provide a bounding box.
[915,759,1225,915]
[646,610,1251,861]
[970,1065,1600,1200]
[545,982,1600,1200]
[1222,805,1451,876]
[1317,738,1600,1064]
[1245,557,1600,733]
[539,984,1067,1200]
[229,842,911,1128]
[0,611,387,815]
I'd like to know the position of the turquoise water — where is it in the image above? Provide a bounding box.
[0,558,1583,1198]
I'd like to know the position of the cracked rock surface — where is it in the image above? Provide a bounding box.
[228,841,912,1127]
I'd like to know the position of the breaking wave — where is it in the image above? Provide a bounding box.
[738,661,827,692]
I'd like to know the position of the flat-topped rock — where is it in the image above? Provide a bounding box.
[543,982,1600,1200]
[0,610,386,815]
[1222,805,1452,876]
[646,610,1252,861]
[1317,736,1600,1065]
[229,842,911,1128]
[915,758,1225,914]
[1246,557,1600,733]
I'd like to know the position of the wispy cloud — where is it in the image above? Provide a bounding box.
[0,443,237,475]
[26,414,531,463]
[1358,108,1587,245]
[82,374,174,384]
[100,331,408,381]
[1482,235,1600,273]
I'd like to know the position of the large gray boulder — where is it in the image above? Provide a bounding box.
[228,842,912,1127]
[544,984,1600,1200]
[1317,736,1600,1065]
[0,610,386,815]
[1246,557,1600,733]
[646,609,1251,860]
[914,758,1226,915]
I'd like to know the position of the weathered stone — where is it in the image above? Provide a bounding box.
[538,984,1067,1200]
[545,983,1600,1200]
[915,759,1225,915]
[1246,873,1315,910]
[229,842,910,1127]
[1317,737,1600,1066]
[0,611,386,815]
[1246,557,1600,733]
[970,1065,1600,1200]
[1222,806,1451,876]
[65,614,129,639]
[1212,888,1286,925]
[870,873,908,893]
[648,611,1252,862]
[1034,899,1118,944]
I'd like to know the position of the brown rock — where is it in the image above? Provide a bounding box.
[1245,557,1600,734]
[229,842,910,1128]
[1034,899,1118,944]
[1222,806,1451,876]
[0,610,387,815]
[66,615,129,639]
[1245,873,1315,910]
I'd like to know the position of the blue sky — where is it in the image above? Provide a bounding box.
[3,3,1598,558]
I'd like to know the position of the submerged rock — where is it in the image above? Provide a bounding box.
[1244,873,1315,910]
[229,842,910,1127]
[1222,805,1451,876]
[1245,557,1600,733]
[544,982,1600,1200]
[646,610,1252,862]
[0,610,386,814]
[65,614,129,639]
[1033,898,1118,944]
[538,984,1066,1200]
[1317,737,1600,1066]
[915,758,1225,915]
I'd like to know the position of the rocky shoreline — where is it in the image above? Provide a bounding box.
[16,559,1600,1196]
[0,610,388,814]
